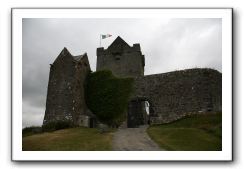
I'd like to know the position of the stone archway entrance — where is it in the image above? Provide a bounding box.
[127,97,152,128]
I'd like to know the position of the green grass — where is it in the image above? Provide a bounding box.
[147,112,222,151]
[22,127,114,151]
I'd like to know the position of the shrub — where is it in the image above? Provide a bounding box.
[85,70,134,127]
[22,126,42,137]
[42,120,74,132]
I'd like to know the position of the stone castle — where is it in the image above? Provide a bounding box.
[43,36,222,128]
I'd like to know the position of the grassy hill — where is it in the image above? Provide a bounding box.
[22,127,114,151]
[147,112,222,151]
[23,113,222,151]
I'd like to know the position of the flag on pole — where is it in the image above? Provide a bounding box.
[100,34,112,47]
[101,34,112,39]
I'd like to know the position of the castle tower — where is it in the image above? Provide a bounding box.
[96,36,145,77]
[43,47,93,127]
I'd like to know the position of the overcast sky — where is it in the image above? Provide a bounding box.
[22,18,222,128]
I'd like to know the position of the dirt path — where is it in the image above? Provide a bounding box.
[112,124,162,151]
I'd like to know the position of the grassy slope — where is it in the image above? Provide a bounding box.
[22,127,114,151]
[147,113,222,151]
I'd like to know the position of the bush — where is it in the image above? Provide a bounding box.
[42,120,74,132]
[85,70,134,127]
[22,126,42,137]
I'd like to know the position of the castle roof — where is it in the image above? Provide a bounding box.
[53,47,88,65]
[107,36,130,51]
[73,54,86,62]
[61,47,87,61]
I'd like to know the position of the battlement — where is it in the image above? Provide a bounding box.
[97,41,142,55]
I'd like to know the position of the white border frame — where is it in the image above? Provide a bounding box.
[12,8,232,161]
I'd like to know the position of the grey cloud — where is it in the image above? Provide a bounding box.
[22,100,45,128]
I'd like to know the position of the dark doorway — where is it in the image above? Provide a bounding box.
[127,98,151,128]
[89,118,96,128]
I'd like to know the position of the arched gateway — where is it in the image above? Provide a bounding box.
[127,97,155,128]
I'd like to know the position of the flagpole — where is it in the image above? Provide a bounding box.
[99,34,101,47]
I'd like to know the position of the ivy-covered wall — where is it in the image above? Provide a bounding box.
[85,70,134,126]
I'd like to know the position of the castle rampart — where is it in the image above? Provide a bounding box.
[132,68,222,124]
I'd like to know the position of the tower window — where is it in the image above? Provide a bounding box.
[115,55,120,60]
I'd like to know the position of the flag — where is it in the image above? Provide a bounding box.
[101,34,112,39]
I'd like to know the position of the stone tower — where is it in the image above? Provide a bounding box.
[43,47,93,127]
[96,36,145,78]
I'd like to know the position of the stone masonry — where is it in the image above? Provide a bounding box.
[97,36,145,78]
[132,68,222,124]
[43,47,93,127]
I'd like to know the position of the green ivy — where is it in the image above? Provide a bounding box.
[85,70,134,127]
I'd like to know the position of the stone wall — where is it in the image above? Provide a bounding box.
[43,48,92,126]
[132,68,222,124]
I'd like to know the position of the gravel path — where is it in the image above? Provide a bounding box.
[112,124,162,151]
